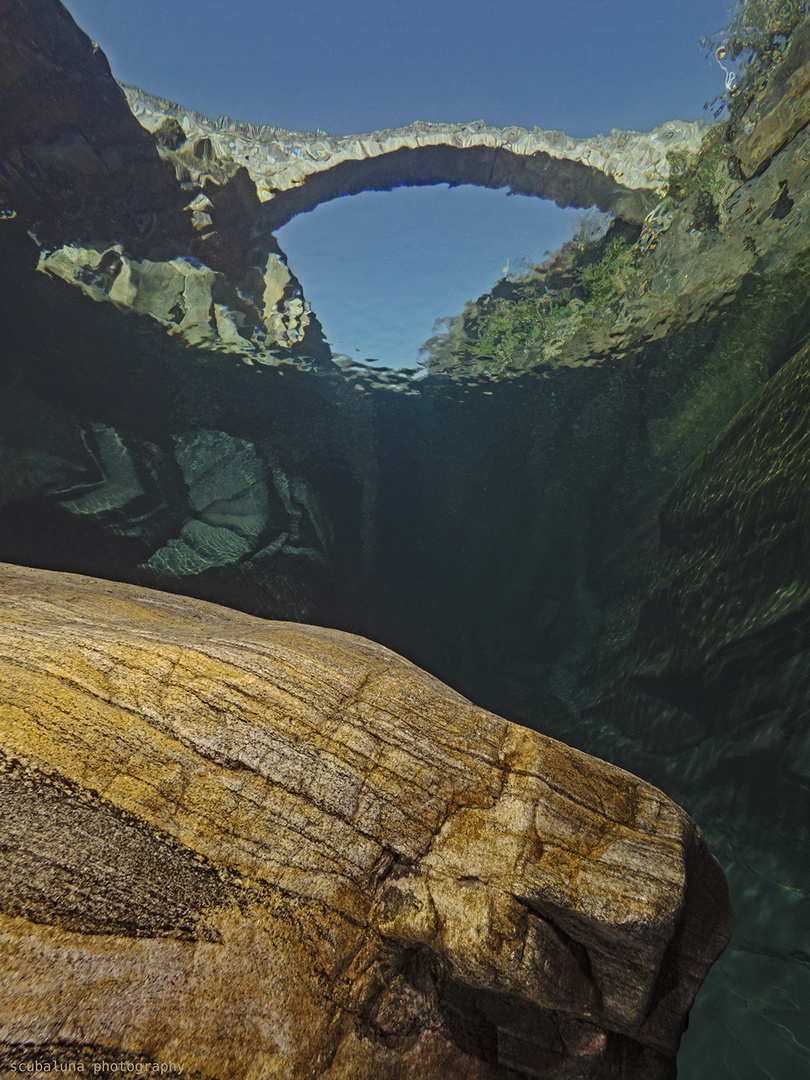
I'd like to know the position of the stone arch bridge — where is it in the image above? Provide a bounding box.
[0,0,707,379]
[124,86,704,229]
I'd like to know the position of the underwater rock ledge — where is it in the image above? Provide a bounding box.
[0,563,731,1080]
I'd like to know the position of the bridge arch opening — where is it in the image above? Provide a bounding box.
[258,137,659,233]
[277,184,583,369]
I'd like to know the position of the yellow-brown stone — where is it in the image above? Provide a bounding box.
[0,564,731,1079]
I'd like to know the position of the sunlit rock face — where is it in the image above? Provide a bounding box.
[737,15,810,178]
[39,244,315,357]
[0,564,731,1080]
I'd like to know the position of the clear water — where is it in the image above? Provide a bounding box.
[3,1,809,1078]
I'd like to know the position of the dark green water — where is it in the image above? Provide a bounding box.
[2,201,808,1076]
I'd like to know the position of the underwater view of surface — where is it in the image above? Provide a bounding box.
[276,187,581,367]
[62,0,735,369]
[2,0,810,1077]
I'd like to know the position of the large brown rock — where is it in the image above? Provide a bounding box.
[0,564,729,1079]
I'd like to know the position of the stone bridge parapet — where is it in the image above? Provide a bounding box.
[123,85,704,227]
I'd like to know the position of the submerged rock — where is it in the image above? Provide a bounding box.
[546,337,810,1080]
[0,563,731,1080]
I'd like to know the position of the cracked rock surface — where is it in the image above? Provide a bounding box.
[0,563,730,1079]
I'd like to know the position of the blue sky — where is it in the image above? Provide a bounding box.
[62,0,737,366]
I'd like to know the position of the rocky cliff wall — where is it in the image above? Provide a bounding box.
[0,0,328,366]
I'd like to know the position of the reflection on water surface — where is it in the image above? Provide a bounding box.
[276,185,580,368]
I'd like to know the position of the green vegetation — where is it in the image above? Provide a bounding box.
[422,2,810,378]
[580,238,637,305]
[665,124,728,205]
[663,124,730,231]
[420,230,640,376]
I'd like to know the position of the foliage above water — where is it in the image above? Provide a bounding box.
[420,2,810,379]
[419,222,642,376]
[663,123,733,233]
[665,127,726,206]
